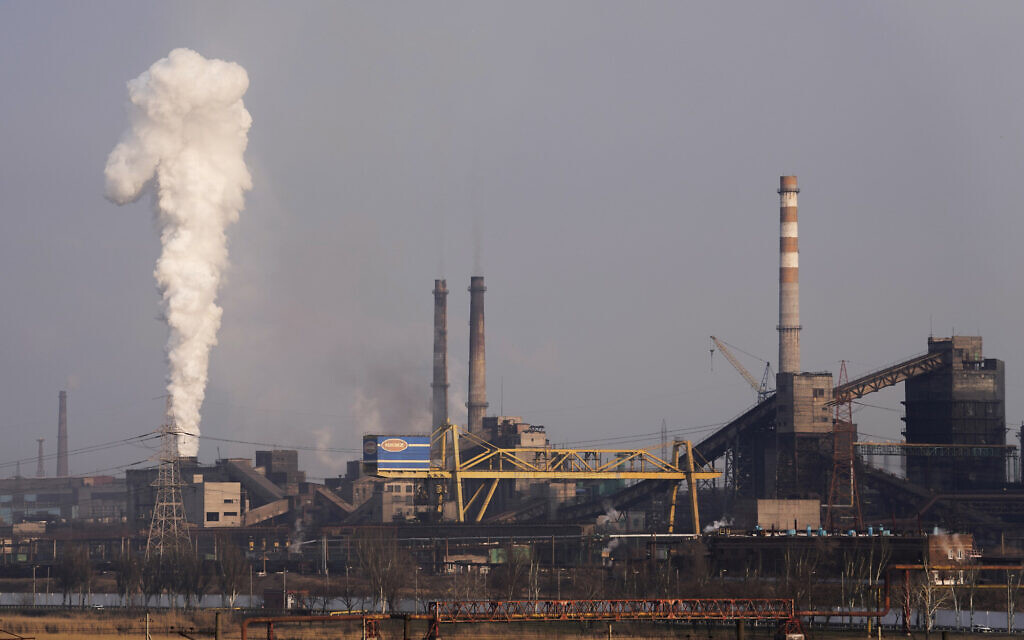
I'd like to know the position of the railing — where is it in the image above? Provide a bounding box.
[429,598,796,622]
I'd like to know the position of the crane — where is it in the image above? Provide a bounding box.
[709,336,773,403]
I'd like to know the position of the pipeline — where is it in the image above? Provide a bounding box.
[240,613,433,640]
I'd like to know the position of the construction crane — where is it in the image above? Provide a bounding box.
[709,336,773,402]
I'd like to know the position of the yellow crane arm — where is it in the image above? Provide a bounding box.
[710,336,762,393]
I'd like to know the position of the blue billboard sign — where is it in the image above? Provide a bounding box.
[363,435,431,472]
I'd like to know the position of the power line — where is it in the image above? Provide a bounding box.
[0,432,159,471]
[181,431,359,453]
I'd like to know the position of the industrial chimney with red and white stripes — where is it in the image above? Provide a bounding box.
[778,176,801,374]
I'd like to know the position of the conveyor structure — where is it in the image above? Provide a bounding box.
[373,423,720,533]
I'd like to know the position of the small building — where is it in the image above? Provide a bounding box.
[183,480,243,528]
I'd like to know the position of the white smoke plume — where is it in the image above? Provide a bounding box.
[104,49,252,456]
[703,517,733,534]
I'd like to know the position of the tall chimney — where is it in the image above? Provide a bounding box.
[778,176,801,373]
[467,276,488,433]
[431,279,449,430]
[36,439,45,478]
[57,390,68,476]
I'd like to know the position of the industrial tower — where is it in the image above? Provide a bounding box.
[145,401,191,558]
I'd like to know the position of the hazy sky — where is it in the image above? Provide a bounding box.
[2,2,1023,480]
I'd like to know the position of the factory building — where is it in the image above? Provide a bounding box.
[183,480,243,528]
[0,476,126,524]
[770,371,834,499]
[904,336,1006,491]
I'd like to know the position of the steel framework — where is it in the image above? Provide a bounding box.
[826,361,862,530]
[856,442,1016,457]
[375,424,720,532]
[145,402,190,559]
[829,350,947,406]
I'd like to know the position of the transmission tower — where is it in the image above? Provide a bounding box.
[826,360,863,530]
[145,400,191,559]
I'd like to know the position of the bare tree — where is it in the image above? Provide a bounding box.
[783,542,823,612]
[911,566,953,637]
[965,565,980,631]
[55,544,91,606]
[173,550,213,609]
[141,554,165,606]
[1007,570,1024,632]
[217,538,249,607]
[355,530,408,612]
[112,552,141,606]
[490,543,530,600]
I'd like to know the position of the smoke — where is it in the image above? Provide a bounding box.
[595,501,621,529]
[472,216,482,275]
[596,503,624,556]
[104,49,252,456]
[288,518,304,554]
[703,517,733,534]
[351,361,432,435]
[312,427,347,474]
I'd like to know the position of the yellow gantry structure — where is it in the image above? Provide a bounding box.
[374,423,721,534]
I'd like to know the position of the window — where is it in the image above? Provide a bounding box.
[224,511,238,517]
[405,485,412,493]
[813,388,825,398]
[948,550,954,560]
[206,512,220,522]
[224,498,235,504]
[957,549,964,560]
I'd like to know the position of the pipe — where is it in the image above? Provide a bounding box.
[240,614,431,640]
[777,176,801,374]
[431,279,449,432]
[467,276,488,433]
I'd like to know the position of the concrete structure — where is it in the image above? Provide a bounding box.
[183,480,242,528]
[777,176,801,374]
[56,391,68,477]
[256,450,305,495]
[775,373,834,435]
[467,276,488,433]
[771,372,835,499]
[904,336,1006,491]
[736,498,820,530]
[432,279,449,432]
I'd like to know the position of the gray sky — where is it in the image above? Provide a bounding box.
[1,2,1022,480]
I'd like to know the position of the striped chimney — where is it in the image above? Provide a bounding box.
[778,176,801,374]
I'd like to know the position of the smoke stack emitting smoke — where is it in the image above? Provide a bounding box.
[105,49,252,456]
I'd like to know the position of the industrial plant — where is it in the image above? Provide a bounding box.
[2,176,1022,637]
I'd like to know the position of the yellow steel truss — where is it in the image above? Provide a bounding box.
[374,423,721,533]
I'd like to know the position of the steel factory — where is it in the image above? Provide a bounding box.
[2,176,1022,635]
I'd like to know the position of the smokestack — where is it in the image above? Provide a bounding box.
[36,439,45,478]
[431,279,449,430]
[778,176,801,374]
[57,390,68,476]
[467,276,488,433]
